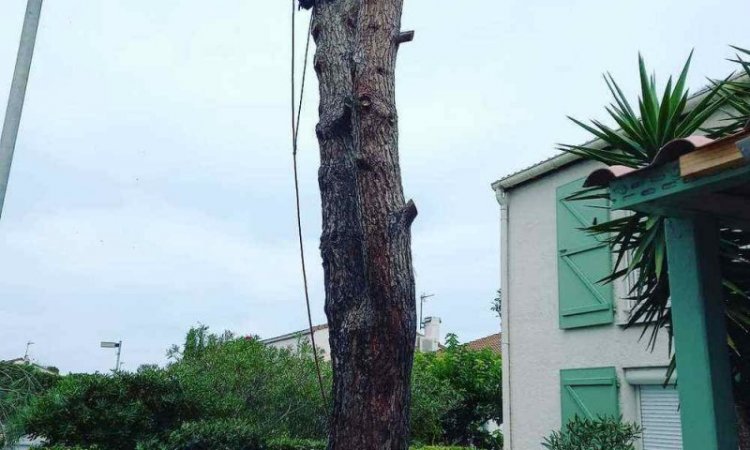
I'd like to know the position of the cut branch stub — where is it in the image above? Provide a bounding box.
[396,30,415,45]
[402,199,418,227]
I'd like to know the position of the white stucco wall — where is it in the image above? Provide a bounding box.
[264,320,441,361]
[265,327,332,360]
[501,159,673,450]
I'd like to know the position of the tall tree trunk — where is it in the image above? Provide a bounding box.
[306,0,417,449]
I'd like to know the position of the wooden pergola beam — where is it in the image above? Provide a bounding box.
[680,136,749,179]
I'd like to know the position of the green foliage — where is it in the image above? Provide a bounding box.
[30,446,94,450]
[712,46,750,410]
[15,327,331,449]
[0,362,59,445]
[410,353,461,444]
[542,416,641,450]
[560,51,725,167]
[265,437,327,450]
[19,368,201,450]
[491,290,501,319]
[168,328,331,439]
[161,419,265,450]
[560,51,750,390]
[12,326,500,449]
[414,334,502,447]
[410,447,470,450]
[706,46,750,137]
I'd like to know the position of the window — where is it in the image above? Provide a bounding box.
[560,367,619,424]
[556,178,614,329]
[639,385,683,449]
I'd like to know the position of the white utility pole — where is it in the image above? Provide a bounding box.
[0,0,43,219]
[100,340,122,373]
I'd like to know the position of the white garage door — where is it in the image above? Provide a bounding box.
[640,385,683,450]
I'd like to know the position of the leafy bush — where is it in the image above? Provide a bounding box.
[0,362,59,444]
[542,416,641,450]
[162,419,265,450]
[31,446,94,450]
[415,334,502,447]
[472,430,503,450]
[20,368,202,450]
[410,447,469,450]
[410,354,461,443]
[265,437,327,450]
[12,326,499,449]
[167,327,331,439]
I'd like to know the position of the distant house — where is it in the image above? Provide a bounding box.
[2,357,57,375]
[464,333,501,355]
[492,155,681,450]
[262,316,443,360]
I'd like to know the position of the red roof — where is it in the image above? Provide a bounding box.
[465,333,502,355]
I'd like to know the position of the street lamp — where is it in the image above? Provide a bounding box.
[100,341,122,372]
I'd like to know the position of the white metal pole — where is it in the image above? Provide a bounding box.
[115,341,122,372]
[0,0,43,219]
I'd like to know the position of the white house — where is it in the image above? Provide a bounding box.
[262,316,443,360]
[492,155,682,450]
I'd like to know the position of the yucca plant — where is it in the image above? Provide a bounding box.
[704,46,750,138]
[560,52,727,346]
[559,51,750,413]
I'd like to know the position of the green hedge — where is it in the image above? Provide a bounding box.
[265,438,326,450]
[33,443,469,450]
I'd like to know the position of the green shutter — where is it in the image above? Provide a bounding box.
[560,367,619,425]
[556,178,613,329]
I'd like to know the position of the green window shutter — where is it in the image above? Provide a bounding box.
[556,178,613,329]
[560,367,619,425]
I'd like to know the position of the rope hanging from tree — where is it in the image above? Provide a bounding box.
[290,0,327,406]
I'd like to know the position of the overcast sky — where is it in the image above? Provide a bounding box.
[0,0,746,373]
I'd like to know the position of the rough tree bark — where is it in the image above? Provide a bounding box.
[303,0,417,449]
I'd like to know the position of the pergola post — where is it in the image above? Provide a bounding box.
[665,216,738,450]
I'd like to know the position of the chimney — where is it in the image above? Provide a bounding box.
[423,316,441,351]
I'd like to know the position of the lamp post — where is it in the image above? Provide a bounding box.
[100,341,122,372]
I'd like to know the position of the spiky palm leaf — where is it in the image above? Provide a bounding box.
[706,46,750,137]
[559,52,750,392]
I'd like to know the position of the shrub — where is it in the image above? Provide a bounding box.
[0,362,60,444]
[31,447,94,450]
[266,437,326,450]
[410,446,469,450]
[542,416,641,450]
[410,354,461,444]
[13,326,500,449]
[20,368,202,450]
[472,430,503,450]
[414,334,502,447]
[163,419,265,450]
[168,327,331,439]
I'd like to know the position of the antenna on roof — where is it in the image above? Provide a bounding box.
[419,293,434,330]
[23,341,33,361]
